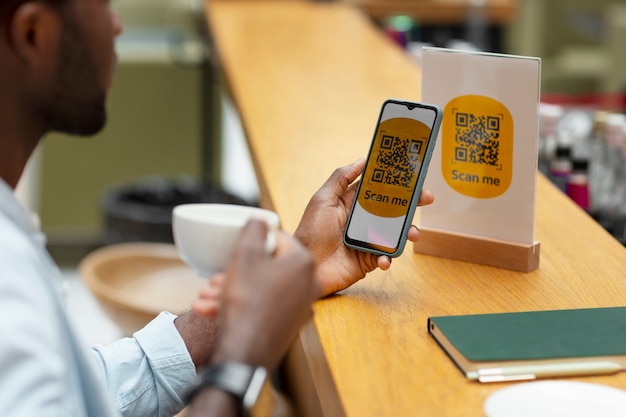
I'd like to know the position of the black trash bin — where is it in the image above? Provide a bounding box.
[102,176,254,245]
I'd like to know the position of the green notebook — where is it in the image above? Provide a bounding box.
[428,307,626,383]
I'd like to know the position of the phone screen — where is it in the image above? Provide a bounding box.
[344,100,441,256]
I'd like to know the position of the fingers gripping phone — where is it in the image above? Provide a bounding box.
[343,99,443,257]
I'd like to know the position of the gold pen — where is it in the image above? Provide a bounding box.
[469,361,622,383]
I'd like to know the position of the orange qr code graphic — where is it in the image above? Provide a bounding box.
[371,133,424,189]
[454,112,502,167]
[359,117,431,218]
[442,95,513,199]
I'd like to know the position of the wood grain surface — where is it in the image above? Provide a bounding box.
[206,1,626,416]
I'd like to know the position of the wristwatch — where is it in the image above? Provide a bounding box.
[185,362,271,417]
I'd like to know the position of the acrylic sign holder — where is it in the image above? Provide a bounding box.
[414,48,541,272]
[415,228,540,273]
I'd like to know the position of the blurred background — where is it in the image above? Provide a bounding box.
[17,0,259,267]
[14,0,626,344]
[16,0,626,265]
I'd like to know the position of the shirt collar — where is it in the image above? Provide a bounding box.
[0,178,45,245]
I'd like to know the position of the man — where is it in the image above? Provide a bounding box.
[0,0,433,416]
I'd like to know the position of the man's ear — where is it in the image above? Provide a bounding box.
[8,2,62,67]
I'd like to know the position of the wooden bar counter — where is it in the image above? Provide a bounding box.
[204,1,626,416]
[342,0,516,25]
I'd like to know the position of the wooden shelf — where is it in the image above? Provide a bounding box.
[342,0,517,24]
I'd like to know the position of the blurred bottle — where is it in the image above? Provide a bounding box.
[604,113,625,176]
[549,144,573,193]
[561,109,594,161]
[465,0,488,51]
[538,103,564,176]
[382,15,416,49]
[553,109,593,194]
[611,133,626,245]
[596,113,626,233]
[566,158,590,211]
[587,111,609,218]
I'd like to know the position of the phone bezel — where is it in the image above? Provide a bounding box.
[343,99,443,257]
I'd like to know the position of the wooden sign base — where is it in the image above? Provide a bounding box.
[413,228,540,272]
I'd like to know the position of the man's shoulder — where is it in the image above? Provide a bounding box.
[0,209,52,276]
[0,208,36,247]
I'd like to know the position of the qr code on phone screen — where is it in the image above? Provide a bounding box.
[453,112,502,167]
[372,134,424,188]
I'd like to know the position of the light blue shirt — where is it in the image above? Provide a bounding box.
[0,179,196,416]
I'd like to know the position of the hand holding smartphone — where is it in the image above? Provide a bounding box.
[343,99,442,257]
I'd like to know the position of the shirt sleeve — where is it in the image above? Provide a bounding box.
[91,312,197,417]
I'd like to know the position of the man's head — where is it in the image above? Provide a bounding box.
[0,0,123,136]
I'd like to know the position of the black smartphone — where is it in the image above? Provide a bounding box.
[343,99,442,257]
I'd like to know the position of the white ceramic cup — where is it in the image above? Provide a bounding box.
[172,203,280,277]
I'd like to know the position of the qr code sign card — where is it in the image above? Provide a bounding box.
[416,48,541,270]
